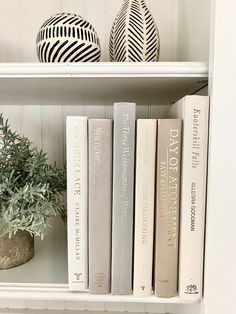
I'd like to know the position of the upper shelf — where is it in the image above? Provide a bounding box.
[0,62,208,106]
[0,62,208,78]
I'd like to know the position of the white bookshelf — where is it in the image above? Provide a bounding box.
[0,62,208,77]
[0,0,235,314]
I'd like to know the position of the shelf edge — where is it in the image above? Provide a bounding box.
[0,62,208,78]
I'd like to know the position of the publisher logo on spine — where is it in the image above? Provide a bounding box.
[185,284,199,295]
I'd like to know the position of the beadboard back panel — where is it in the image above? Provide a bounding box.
[0,103,168,165]
[0,0,210,63]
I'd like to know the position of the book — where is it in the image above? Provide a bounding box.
[154,119,182,298]
[111,102,136,295]
[66,116,88,291]
[88,119,113,294]
[133,119,157,297]
[169,95,209,300]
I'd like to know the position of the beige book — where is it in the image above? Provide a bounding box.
[169,95,209,301]
[133,119,157,297]
[154,119,182,298]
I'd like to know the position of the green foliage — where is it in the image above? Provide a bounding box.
[0,114,66,239]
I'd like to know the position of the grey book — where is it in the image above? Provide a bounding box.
[154,119,182,297]
[111,102,136,295]
[88,119,113,294]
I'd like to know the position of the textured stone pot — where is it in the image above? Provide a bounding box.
[0,231,34,269]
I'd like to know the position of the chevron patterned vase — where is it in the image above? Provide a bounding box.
[109,0,160,62]
[36,13,101,62]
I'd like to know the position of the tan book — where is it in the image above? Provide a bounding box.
[169,96,209,301]
[133,119,157,297]
[154,119,182,298]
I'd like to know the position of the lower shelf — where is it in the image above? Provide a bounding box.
[0,283,197,304]
[0,219,199,311]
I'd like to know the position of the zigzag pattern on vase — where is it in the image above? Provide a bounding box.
[109,0,160,62]
[36,13,101,63]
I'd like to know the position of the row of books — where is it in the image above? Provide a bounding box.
[66,95,209,300]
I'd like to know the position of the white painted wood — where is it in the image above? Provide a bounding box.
[41,105,63,165]
[61,0,84,15]
[21,0,43,62]
[177,0,211,62]
[150,0,177,61]
[86,0,107,62]
[146,303,166,314]
[1,105,22,134]
[203,1,236,314]
[0,283,198,304]
[166,303,201,314]
[0,62,208,77]
[0,0,21,62]
[21,105,42,148]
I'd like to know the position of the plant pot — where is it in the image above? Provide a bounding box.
[0,230,34,269]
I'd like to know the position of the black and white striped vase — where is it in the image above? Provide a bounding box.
[36,13,101,62]
[109,0,160,62]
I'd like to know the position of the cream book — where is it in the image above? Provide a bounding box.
[154,119,182,298]
[133,119,157,297]
[66,116,88,291]
[169,95,209,300]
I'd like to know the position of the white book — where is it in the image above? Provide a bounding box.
[66,116,88,291]
[133,119,157,297]
[169,95,209,300]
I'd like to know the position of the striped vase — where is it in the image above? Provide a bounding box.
[109,0,160,62]
[36,13,101,62]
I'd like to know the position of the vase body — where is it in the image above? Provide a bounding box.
[0,231,34,269]
[36,12,101,62]
[109,0,160,62]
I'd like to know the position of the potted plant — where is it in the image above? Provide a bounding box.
[0,114,66,269]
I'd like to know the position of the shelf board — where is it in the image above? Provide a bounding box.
[0,284,198,304]
[0,62,208,78]
[0,62,208,106]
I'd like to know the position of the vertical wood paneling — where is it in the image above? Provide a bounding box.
[136,105,149,119]
[146,303,166,314]
[61,0,84,15]
[21,105,42,148]
[0,0,21,61]
[150,0,177,61]
[0,0,211,62]
[86,0,107,61]
[42,105,63,166]
[107,0,123,62]
[42,0,62,16]
[1,105,21,134]
[21,0,43,62]
[65,301,85,311]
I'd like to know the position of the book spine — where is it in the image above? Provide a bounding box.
[88,119,112,294]
[66,116,88,291]
[111,102,136,295]
[170,96,209,300]
[154,119,182,297]
[133,119,157,297]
